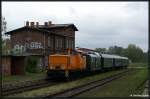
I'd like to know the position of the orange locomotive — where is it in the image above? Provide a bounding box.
[47,49,86,77]
[47,48,129,78]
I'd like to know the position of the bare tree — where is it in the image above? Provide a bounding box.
[1,17,7,33]
[0,16,7,97]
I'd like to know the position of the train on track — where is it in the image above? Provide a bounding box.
[47,48,129,78]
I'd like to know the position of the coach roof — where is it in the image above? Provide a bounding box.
[101,54,128,59]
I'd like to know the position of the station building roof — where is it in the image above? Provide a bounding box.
[5,23,78,35]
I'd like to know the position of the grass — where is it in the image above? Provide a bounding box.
[3,63,148,97]
[76,67,148,97]
[128,62,148,67]
[134,80,147,95]
[2,71,47,85]
[6,69,128,97]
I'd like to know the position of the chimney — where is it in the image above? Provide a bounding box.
[26,21,29,27]
[48,21,52,26]
[44,22,48,26]
[30,22,35,27]
[36,22,39,28]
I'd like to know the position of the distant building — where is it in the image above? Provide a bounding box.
[4,21,78,75]
[77,47,95,53]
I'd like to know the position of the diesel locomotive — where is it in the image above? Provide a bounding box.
[47,48,129,78]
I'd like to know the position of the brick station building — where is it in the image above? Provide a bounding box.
[4,21,78,75]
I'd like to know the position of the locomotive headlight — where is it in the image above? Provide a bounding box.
[49,64,52,69]
[50,65,54,69]
[61,65,65,69]
[50,66,53,69]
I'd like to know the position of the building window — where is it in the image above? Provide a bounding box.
[48,37,50,47]
[68,40,70,48]
[58,39,60,48]
[59,39,62,49]
[50,38,53,48]
[72,40,74,49]
[56,39,59,48]
[66,39,68,48]
[56,38,62,49]
[69,40,72,48]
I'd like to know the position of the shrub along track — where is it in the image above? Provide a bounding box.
[2,77,61,96]
[45,69,132,98]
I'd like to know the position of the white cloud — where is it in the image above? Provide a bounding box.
[2,1,148,52]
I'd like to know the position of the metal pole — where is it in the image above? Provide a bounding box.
[148,5,150,95]
[148,3,150,96]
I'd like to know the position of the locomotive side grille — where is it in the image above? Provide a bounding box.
[49,64,65,70]
[55,65,61,69]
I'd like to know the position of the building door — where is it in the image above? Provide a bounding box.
[11,56,25,75]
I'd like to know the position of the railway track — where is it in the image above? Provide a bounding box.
[2,69,131,97]
[45,69,132,98]
[2,77,60,96]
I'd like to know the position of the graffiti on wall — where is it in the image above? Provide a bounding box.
[24,42,43,49]
[12,42,43,54]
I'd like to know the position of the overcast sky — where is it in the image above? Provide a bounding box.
[2,2,148,52]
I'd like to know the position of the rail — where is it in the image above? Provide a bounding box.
[45,69,132,98]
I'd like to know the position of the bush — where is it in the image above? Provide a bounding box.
[25,57,38,73]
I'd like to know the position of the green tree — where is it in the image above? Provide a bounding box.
[124,44,144,62]
[95,44,146,63]
[108,46,124,55]
[2,38,11,55]
[95,48,107,53]
[1,17,7,33]
[25,57,38,73]
[143,52,148,63]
